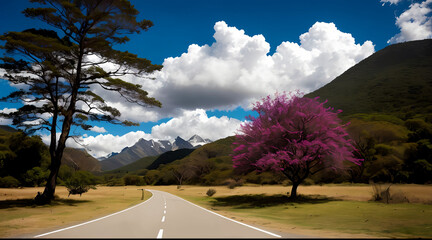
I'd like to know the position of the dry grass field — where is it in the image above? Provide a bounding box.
[0,183,431,238]
[0,186,150,238]
[146,183,432,203]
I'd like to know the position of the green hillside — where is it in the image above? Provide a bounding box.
[0,125,18,133]
[146,148,195,170]
[105,155,158,174]
[305,39,432,117]
[304,40,432,184]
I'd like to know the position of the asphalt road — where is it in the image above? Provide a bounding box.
[32,189,308,238]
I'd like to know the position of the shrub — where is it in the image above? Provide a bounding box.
[22,167,48,187]
[0,176,20,188]
[371,182,392,203]
[371,182,411,203]
[65,171,97,197]
[206,188,216,197]
[224,178,244,189]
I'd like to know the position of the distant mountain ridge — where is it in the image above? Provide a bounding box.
[305,39,432,117]
[100,135,212,171]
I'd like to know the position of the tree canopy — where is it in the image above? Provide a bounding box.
[232,92,362,198]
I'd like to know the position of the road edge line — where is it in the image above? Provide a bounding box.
[149,189,282,238]
[33,190,155,238]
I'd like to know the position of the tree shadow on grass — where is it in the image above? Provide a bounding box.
[0,198,91,209]
[211,194,338,209]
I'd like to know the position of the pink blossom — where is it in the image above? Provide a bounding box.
[231,92,363,198]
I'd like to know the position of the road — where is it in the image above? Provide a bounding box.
[32,189,308,238]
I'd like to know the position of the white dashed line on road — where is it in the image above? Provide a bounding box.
[157,229,163,238]
[161,216,166,222]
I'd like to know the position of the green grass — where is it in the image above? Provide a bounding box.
[180,193,432,238]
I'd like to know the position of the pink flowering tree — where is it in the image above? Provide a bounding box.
[232,92,363,198]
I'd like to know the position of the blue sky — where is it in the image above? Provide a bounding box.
[0,0,431,158]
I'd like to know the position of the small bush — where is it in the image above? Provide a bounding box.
[224,178,244,189]
[22,167,48,187]
[390,190,410,203]
[65,171,97,197]
[371,182,392,203]
[206,188,216,197]
[0,176,20,188]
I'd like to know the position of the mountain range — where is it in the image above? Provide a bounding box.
[99,134,212,171]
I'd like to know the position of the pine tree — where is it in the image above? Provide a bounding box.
[0,0,162,204]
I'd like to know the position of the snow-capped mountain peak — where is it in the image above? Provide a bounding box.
[100,134,212,171]
[187,134,212,147]
[97,151,118,161]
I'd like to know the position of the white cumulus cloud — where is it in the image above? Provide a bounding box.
[41,130,153,158]
[380,0,403,6]
[0,108,17,125]
[2,21,375,126]
[152,21,374,115]
[388,0,432,44]
[150,108,243,141]
[89,126,107,133]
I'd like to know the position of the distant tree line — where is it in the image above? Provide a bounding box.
[99,113,432,187]
[0,130,99,192]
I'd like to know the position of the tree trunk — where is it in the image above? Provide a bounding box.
[35,154,62,204]
[290,182,300,199]
[36,109,59,204]
[35,111,74,204]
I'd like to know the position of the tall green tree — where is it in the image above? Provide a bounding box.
[0,0,162,204]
